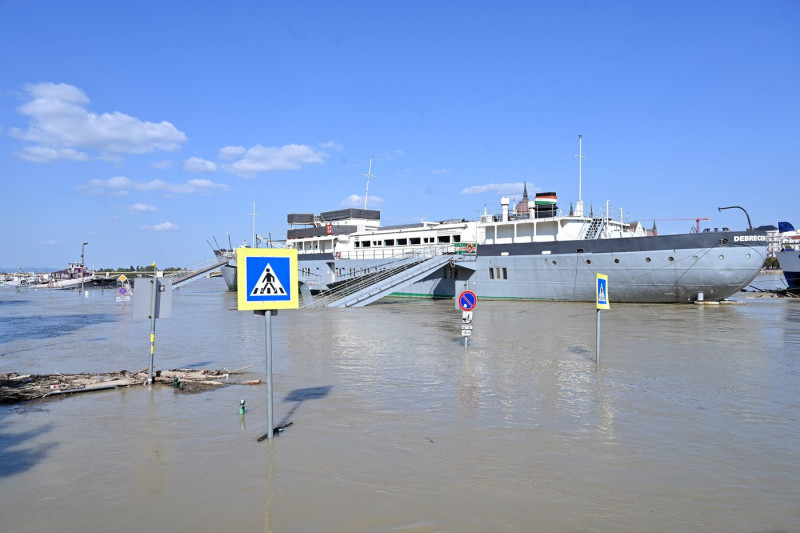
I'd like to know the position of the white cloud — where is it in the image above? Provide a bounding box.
[219,145,247,160]
[341,194,384,208]
[461,182,527,196]
[83,176,227,195]
[432,168,450,175]
[10,82,187,162]
[16,145,90,162]
[88,176,133,190]
[151,160,174,170]
[39,239,58,245]
[221,143,327,177]
[184,156,217,172]
[142,222,178,231]
[320,140,344,152]
[129,203,157,213]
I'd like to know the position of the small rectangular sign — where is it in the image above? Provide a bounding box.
[462,311,473,322]
[461,324,473,330]
[132,278,172,319]
[596,273,610,310]
[461,329,472,337]
[455,242,478,254]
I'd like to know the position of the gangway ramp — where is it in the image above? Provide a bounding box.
[166,257,230,288]
[301,247,474,308]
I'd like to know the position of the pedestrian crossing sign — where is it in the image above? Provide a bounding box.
[237,248,299,310]
[596,273,610,310]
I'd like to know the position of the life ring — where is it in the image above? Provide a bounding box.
[20,279,27,285]
[466,243,474,253]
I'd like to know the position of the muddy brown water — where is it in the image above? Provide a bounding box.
[1,276,799,532]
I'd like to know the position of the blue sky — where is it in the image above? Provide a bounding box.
[1,1,797,270]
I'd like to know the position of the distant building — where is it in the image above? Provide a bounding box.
[756,225,781,257]
[515,182,530,217]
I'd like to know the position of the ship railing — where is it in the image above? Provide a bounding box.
[325,243,462,283]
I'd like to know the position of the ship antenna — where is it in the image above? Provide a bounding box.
[250,201,260,248]
[574,134,585,216]
[362,157,376,210]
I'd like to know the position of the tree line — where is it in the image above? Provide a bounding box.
[94,265,185,274]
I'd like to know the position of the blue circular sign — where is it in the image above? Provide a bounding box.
[119,287,128,296]
[458,290,477,311]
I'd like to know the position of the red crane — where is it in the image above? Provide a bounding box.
[651,217,711,233]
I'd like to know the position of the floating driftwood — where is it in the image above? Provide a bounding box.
[0,368,262,404]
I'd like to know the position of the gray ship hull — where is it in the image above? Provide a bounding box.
[297,231,766,303]
[776,249,800,291]
[221,264,237,291]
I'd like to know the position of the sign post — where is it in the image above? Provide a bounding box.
[237,248,299,440]
[132,268,172,384]
[595,273,609,366]
[457,287,477,348]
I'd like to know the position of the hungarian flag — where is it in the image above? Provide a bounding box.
[534,193,557,205]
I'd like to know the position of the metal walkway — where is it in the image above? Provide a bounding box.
[165,257,230,288]
[300,246,475,308]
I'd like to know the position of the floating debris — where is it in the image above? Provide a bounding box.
[0,368,262,404]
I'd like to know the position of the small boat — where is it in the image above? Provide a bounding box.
[17,262,96,290]
[3,273,42,287]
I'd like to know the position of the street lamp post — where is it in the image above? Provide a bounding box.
[81,242,88,293]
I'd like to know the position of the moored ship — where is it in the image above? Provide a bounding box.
[216,138,769,304]
[283,190,767,304]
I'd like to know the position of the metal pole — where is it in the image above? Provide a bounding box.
[265,310,274,439]
[148,277,158,384]
[362,158,375,210]
[595,309,600,366]
[80,242,88,294]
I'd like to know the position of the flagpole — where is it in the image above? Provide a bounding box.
[362,158,375,210]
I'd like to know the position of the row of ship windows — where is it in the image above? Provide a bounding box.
[485,255,732,278]
[548,254,745,266]
[303,252,749,281]
[355,235,462,248]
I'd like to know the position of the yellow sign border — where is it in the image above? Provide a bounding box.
[236,248,299,310]
[596,273,610,310]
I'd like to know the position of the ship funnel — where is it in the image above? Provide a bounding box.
[501,196,510,222]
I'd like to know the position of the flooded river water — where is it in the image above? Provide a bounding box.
[1,276,799,532]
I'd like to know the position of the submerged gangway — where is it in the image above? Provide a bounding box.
[300,245,475,309]
[164,257,230,288]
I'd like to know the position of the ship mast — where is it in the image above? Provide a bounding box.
[362,158,376,210]
[250,201,259,247]
[575,134,585,217]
